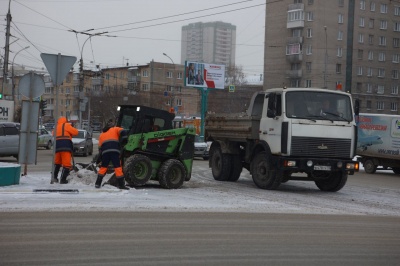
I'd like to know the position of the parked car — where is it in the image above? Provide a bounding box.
[194,135,209,160]
[72,129,93,157]
[37,127,53,149]
[0,122,20,159]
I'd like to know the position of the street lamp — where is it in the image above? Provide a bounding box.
[324,26,328,89]
[163,53,176,112]
[12,46,30,102]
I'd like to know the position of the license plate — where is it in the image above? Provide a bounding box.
[314,165,331,171]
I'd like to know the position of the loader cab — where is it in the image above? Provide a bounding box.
[116,105,175,135]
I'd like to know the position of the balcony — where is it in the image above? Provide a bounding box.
[128,76,141,83]
[287,4,304,29]
[287,36,303,45]
[91,77,103,86]
[286,54,303,63]
[286,69,303,79]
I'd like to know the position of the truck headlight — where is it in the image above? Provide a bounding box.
[346,163,359,170]
[284,160,297,167]
[306,160,313,167]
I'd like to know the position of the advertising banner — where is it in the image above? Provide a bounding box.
[185,61,225,89]
[0,100,15,122]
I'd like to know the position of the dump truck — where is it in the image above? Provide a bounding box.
[116,105,196,189]
[205,87,359,192]
[356,113,400,174]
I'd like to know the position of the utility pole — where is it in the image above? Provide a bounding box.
[324,26,328,89]
[1,0,12,98]
[163,53,176,113]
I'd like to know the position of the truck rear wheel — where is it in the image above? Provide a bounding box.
[251,152,281,190]
[315,172,348,192]
[228,155,242,182]
[210,145,231,181]
[363,159,376,174]
[158,159,186,189]
[123,154,152,186]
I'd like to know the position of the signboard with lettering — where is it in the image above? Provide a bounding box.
[184,61,225,89]
[0,100,15,122]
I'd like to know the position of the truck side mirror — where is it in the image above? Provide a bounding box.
[354,99,360,116]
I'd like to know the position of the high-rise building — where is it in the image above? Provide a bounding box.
[181,21,236,66]
[264,0,400,114]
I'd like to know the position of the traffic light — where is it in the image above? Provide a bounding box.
[0,92,3,99]
[40,99,47,116]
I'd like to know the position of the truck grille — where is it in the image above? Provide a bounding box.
[291,136,351,158]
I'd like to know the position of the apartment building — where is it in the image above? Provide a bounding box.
[264,0,400,114]
[181,21,236,67]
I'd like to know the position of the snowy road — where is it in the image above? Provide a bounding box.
[1,159,400,216]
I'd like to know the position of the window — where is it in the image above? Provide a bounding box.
[286,43,301,55]
[367,100,372,109]
[306,44,312,55]
[367,67,373,77]
[306,62,312,72]
[392,70,399,79]
[357,66,363,76]
[305,80,312,87]
[391,102,398,111]
[380,20,388,30]
[392,85,399,95]
[368,34,374,44]
[379,36,387,46]
[307,28,312,38]
[394,38,400,48]
[367,83,372,93]
[337,47,343,57]
[293,29,302,37]
[393,54,400,63]
[338,13,344,24]
[356,82,362,92]
[177,72,183,79]
[395,6,400,16]
[394,22,400,32]
[176,86,182,93]
[338,0,344,7]
[288,10,304,22]
[359,33,364,43]
[338,30,343,40]
[142,83,150,91]
[143,70,149,77]
[370,2,376,11]
[360,0,365,10]
[336,64,342,73]
[369,19,374,28]
[359,17,365,27]
[176,98,182,106]
[358,49,363,59]
[381,4,388,14]
[166,71,172,78]
[377,101,384,110]
[368,50,374,60]
[377,85,385,94]
[308,0,314,4]
[378,68,385,78]
[307,12,314,21]
[378,52,386,62]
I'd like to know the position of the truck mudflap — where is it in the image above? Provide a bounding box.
[274,156,359,176]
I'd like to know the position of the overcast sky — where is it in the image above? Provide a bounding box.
[0,0,265,76]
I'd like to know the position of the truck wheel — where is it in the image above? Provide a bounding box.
[392,168,400,174]
[251,152,281,190]
[315,172,348,192]
[158,159,186,189]
[228,155,242,182]
[123,154,152,186]
[210,145,231,181]
[363,160,376,174]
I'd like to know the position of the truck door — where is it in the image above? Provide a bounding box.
[260,92,283,154]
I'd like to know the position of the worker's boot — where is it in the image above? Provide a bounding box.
[52,164,61,183]
[95,175,103,189]
[60,168,70,184]
[117,177,129,190]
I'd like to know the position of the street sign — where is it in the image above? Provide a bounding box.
[18,72,45,99]
[40,53,77,86]
[19,100,40,165]
[229,85,235,92]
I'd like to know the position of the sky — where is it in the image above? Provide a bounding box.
[0,0,266,76]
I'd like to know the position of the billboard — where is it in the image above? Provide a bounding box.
[0,100,15,122]
[185,61,225,89]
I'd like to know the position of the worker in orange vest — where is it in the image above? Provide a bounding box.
[53,116,78,184]
[95,119,129,190]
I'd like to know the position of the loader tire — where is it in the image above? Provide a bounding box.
[210,145,231,181]
[228,155,242,182]
[315,172,348,192]
[123,154,152,186]
[251,152,281,190]
[158,159,186,189]
[392,167,400,174]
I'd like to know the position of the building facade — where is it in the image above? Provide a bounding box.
[264,0,400,114]
[181,21,237,67]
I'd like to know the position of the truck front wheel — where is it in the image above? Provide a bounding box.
[251,152,281,190]
[363,159,376,174]
[158,159,186,189]
[123,154,152,186]
[315,172,348,192]
[210,145,231,181]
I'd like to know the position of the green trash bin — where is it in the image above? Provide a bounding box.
[0,163,21,186]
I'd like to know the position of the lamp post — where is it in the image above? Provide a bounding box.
[163,53,176,112]
[12,46,30,103]
[324,26,328,89]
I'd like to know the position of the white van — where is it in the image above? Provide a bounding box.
[0,122,20,159]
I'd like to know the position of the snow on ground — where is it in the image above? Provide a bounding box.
[1,159,400,216]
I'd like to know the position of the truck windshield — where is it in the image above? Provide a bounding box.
[285,91,353,122]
